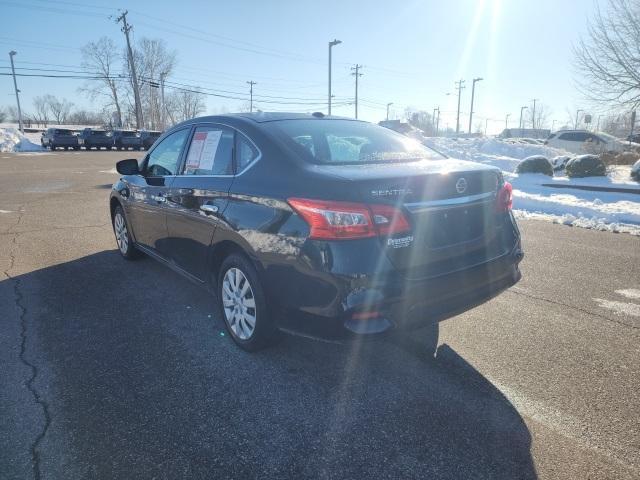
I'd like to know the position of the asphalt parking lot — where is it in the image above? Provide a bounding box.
[1,150,639,479]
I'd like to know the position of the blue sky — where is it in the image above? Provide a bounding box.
[1,0,599,133]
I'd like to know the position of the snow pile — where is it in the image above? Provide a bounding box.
[0,128,44,152]
[424,136,640,235]
[424,136,568,172]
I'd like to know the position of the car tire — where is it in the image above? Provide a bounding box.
[50,144,55,150]
[73,146,80,150]
[218,253,278,351]
[112,206,142,260]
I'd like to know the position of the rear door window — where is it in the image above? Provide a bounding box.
[236,134,258,172]
[183,125,234,176]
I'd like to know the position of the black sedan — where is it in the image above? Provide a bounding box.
[110,113,523,351]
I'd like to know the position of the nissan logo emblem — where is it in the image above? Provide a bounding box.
[455,178,468,194]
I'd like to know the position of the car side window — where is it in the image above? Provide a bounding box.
[146,128,189,177]
[183,126,234,176]
[236,134,258,172]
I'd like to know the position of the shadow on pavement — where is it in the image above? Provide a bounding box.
[3,250,537,479]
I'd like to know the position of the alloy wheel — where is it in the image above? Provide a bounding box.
[114,212,129,255]
[222,268,257,340]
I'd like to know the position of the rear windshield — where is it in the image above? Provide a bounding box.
[266,119,443,164]
[55,129,73,135]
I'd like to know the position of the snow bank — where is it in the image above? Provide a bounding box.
[424,137,568,172]
[0,128,44,152]
[424,136,640,235]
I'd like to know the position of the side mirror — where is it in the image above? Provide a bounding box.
[116,158,140,175]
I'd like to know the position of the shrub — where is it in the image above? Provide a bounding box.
[565,154,606,178]
[552,155,572,171]
[612,151,640,165]
[516,155,554,176]
[631,159,640,182]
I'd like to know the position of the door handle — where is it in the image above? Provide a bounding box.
[199,204,219,215]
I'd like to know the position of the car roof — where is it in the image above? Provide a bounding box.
[178,112,363,126]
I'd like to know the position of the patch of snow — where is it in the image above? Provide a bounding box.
[616,289,640,300]
[0,128,44,152]
[423,136,640,235]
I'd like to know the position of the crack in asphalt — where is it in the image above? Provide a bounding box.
[0,222,110,237]
[507,287,640,332]
[3,209,51,480]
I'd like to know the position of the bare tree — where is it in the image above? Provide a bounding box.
[0,106,6,123]
[166,89,206,125]
[80,37,125,127]
[574,0,640,109]
[32,96,49,127]
[527,102,552,129]
[44,95,73,124]
[125,38,176,130]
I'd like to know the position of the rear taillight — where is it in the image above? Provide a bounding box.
[496,182,513,212]
[287,198,410,240]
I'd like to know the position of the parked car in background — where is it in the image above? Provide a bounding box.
[140,130,162,150]
[110,113,523,351]
[627,133,640,143]
[79,128,113,150]
[41,128,80,150]
[545,129,640,154]
[113,130,143,150]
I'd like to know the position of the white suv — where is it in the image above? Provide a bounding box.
[545,130,640,154]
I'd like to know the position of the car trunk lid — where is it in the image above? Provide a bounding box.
[309,159,506,278]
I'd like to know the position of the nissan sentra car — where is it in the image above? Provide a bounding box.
[110,113,523,351]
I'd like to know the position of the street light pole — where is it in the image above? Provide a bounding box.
[386,102,393,121]
[328,39,341,116]
[468,77,483,134]
[435,107,441,136]
[519,106,528,131]
[8,51,23,133]
[505,113,511,129]
[575,109,584,129]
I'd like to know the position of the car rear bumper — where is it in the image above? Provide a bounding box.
[274,243,523,340]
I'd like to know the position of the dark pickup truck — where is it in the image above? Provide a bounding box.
[113,130,143,150]
[140,130,162,150]
[79,128,113,150]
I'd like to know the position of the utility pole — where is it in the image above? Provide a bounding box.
[468,77,483,134]
[552,119,557,131]
[328,39,341,115]
[484,118,488,136]
[435,108,441,136]
[8,50,23,133]
[116,10,143,129]
[455,79,465,135]
[530,100,536,129]
[386,102,393,121]
[575,109,584,129]
[160,71,167,131]
[247,80,257,113]
[505,113,511,129]
[351,64,363,119]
